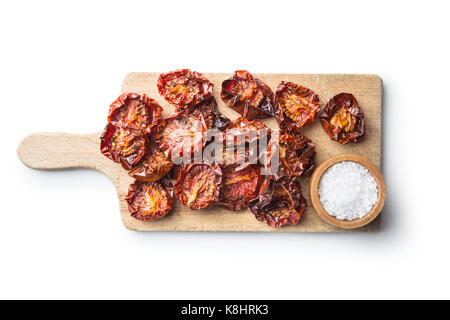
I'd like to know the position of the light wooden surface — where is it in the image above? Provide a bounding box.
[309,154,386,229]
[17,72,382,232]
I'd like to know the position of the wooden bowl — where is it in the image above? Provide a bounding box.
[309,154,386,229]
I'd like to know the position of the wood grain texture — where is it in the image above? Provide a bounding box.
[17,72,382,232]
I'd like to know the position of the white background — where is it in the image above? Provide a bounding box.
[1,0,449,299]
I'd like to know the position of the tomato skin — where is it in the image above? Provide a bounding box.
[100,122,147,170]
[107,92,163,134]
[125,177,174,220]
[249,179,306,227]
[221,70,275,120]
[275,81,320,133]
[216,164,262,211]
[319,93,365,144]
[174,163,222,210]
[128,143,173,182]
[157,69,214,108]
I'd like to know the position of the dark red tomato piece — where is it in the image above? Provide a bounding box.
[226,116,267,132]
[128,143,173,182]
[154,108,208,162]
[224,117,269,146]
[318,93,365,144]
[125,177,174,220]
[266,133,316,182]
[174,163,222,210]
[249,180,306,228]
[107,92,163,133]
[157,69,214,108]
[193,97,230,131]
[219,145,250,170]
[217,164,261,211]
[221,70,275,120]
[100,122,146,170]
[275,81,320,132]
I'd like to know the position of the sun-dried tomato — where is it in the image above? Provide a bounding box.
[128,143,173,182]
[174,163,222,210]
[221,70,275,120]
[107,92,163,133]
[266,133,316,182]
[226,116,268,132]
[224,117,269,146]
[275,81,320,133]
[217,164,261,211]
[218,145,250,169]
[157,69,214,108]
[154,108,207,162]
[214,117,270,171]
[100,122,146,170]
[125,177,174,220]
[192,97,230,131]
[249,179,306,227]
[319,93,365,144]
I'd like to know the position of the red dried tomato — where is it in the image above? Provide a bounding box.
[125,177,174,220]
[100,122,146,170]
[224,117,269,146]
[221,70,275,120]
[128,143,173,182]
[192,97,230,131]
[154,108,207,162]
[107,92,163,133]
[266,133,316,182]
[249,179,306,227]
[226,116,267,132]
[319,93,365,144]
[174,163,222,210]
[219,145,250,169]
[157,69,214,108]
[275,81,320,132]
[215,117,270,171]
[217,164,261,211]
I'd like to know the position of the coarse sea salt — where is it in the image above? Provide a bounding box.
[318,161,378,221]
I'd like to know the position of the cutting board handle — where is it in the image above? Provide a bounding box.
[17,132,104,171]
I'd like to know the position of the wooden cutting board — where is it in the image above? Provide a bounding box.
[17,72,382,232]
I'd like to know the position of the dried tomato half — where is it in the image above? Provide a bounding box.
[128,143,173,182]
[217,164,261,211]
[125,177,174,220]
[174,163,222,210]
[107,92,163,133]
[193,97,230,131]
[226,116,267,132]
[318,93,365,144]
[154,108,207,161]
[224,117,269,146]
[100,122,146,170]
[267,133,316,182]
[249,180,306,228]
[221,70,275,120]
[275,81,320,132]
[157,69,214,108]
[219,145,250,169]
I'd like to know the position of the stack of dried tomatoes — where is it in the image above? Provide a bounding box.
[100,92,174,220]
[100,69,365,227]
